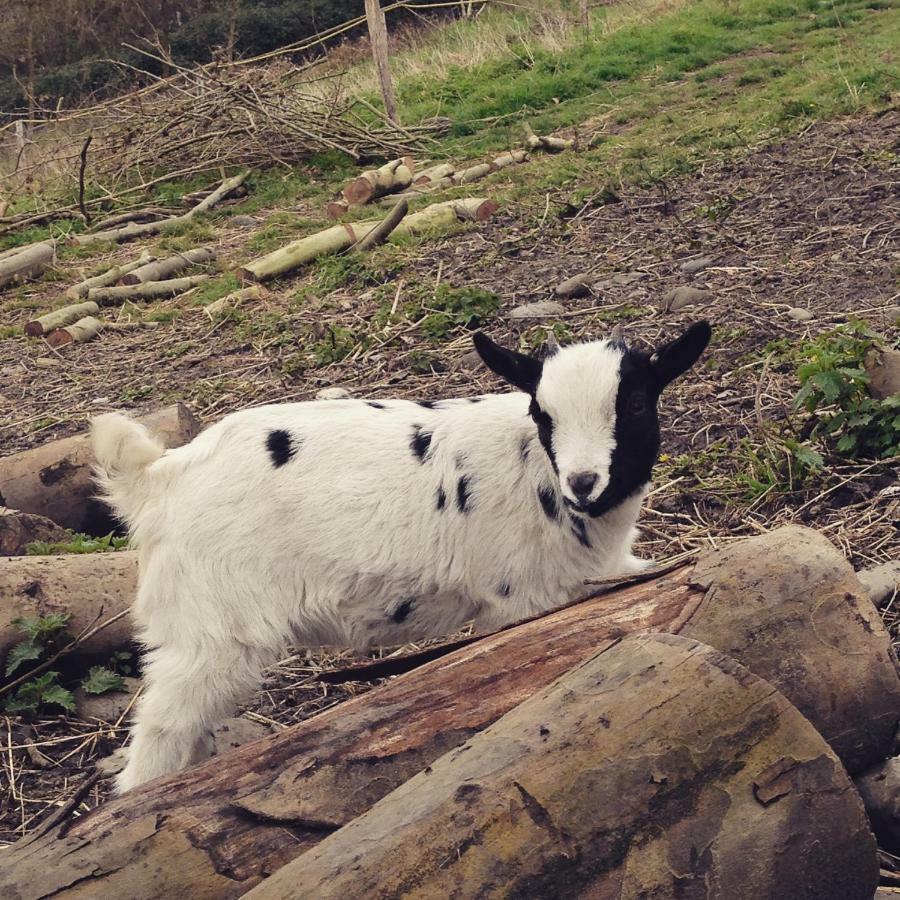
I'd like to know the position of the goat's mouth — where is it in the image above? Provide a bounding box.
[563,497,593,516]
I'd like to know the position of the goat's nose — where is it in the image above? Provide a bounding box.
[568,471,598,499]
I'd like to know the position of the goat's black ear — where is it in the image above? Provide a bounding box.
[651,321,711,389]
[473,332,543,394]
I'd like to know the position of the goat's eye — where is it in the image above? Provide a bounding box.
[627,392,647,416]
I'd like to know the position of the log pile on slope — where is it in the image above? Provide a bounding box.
[0,526,896,899]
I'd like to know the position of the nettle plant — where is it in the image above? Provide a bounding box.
[3,614,130,716]
[795,322,900,460]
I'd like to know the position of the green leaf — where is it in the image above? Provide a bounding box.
[810,370,845,403]
[11,612,71,641]
[40,684,76,712]
[4,639,44,677]
[81,666,127,695]
[836,433,857,452]
[793,445,824,470]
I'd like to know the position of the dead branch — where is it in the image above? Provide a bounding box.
[352,198,409,251]
[88,274,211,305]
[120,248,216,284]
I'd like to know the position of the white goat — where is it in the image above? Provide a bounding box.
[91,322,711,792]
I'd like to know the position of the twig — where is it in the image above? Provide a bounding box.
[77,135,93,227]
[14,771,103,847]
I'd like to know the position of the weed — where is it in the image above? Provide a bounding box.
[191,274,240,306]
[795,322,900,459]
[420,285,502,342]
[406,349,444,374]
[25,531,128,556]
[312,326,360,366]
[120,384,155,402]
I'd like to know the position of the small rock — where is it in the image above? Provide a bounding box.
[865,347,900,400]
[459,349,482,371]
[509,301,566,319]
[231,215,259,227]
[679,254,718,275]
[661,286,712,312]
[0,508,69,556]
[213,717,272,754]
[555,274,591,298]
[74,677,142,722]
[855,756,900,854]
[786,307,814,322]
[34,357,59,369]
[857,561,900,609]
[316,387,352,400]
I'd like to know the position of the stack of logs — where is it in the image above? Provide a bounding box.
[1,404,900,899]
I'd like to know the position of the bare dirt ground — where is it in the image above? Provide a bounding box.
[1,109,898,844]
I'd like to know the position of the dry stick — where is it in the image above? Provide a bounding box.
[65,250,154,300]
[45,316,104,348]
[73,171,250,245]
[88,274,212,305]
[352,198,408,252]
[25,301,99,337]
[90,207,175,231]
[77,135,93,227]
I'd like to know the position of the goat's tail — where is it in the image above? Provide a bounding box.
[91,413,165,531]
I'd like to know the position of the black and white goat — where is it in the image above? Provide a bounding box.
[91,321,711,791]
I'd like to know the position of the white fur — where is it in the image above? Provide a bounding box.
[92,339,652,792]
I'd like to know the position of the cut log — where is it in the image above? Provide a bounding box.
[523,122,575,153]
[45,316,104,348]
[25,301,100,337]
[342,156,415,206]
[0,403,200,534]
[88,274,212,306]
[74,171,249,245]
[1,527,895,898]
[0,551,136,663]
[204,285,265,320]
[0,241,55,290]
[65,250,154,300]
[238,198,497,282]
[120,248,216,285]
[247,633,878,900]
[414,162,455,185]
[0,507,68,556]
[324,198,350,220]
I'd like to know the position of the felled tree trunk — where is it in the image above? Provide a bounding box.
[0,551,136,661]
[25,301,99,337]
[0,403,200,533]
[0,507,68,556]
[88,275,211,306]
[247,633,878,900]
[0,240,55,289]
[65,251,154,300]
[45,316,104,348]
[237,198,497,282]
[120,248,215,285]
[2,527,895,900]
[342,156,414,206]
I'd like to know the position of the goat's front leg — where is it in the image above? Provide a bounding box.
[116,639,268,793]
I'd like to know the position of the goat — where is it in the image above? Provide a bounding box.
[91,321,711,792]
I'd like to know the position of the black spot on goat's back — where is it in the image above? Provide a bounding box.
[392,599,414,623]
[469,397,484,403]
[410,425,433,461]
[366,401,386,409]
[538,485,559,521]
[457,475,472,513]
[417,400,436,409]
[266,429,297,468]
[436,485,447,511]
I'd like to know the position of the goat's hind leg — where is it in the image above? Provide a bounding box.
[116,636,268,793]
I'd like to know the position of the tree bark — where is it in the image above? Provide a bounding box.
[65,251,154,300]
[0,551,136,662]
[88,275,212,306]
[0,241,55,290]
[120,248,216,285]
[1,526,896,899]
[342,156,415,206]
[0,403,201,533]
[25,301,100,337]
[237,198,497,282]
[247,633,878,900]
[365,0,399,125]
[45,315,104,348]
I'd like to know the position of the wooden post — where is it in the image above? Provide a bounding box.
[364,0,399,125]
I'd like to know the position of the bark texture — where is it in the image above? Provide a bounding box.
[0,403,200,533]
[247,633,878,900]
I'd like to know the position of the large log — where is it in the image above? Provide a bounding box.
[342,157,413,205]
[0,551,136,663]
[120,248,216,285]
[0,241,55,290]
[2,527,895,899]
[0,507,68,556]
[0,403,200,533]
[24,301,100,337]
[65,250,154,300]
[247,633,878,900]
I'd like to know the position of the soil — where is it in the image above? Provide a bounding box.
[1,109,898,846]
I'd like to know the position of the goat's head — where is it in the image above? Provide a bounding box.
[473,322,711,517]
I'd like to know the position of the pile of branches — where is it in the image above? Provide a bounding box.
[0,53,439,223]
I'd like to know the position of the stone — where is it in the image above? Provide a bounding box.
[786,307,814,322]
[75,676,142,722]
[857,561,900,609]
[508,301,565,319]
[459,350,482,371]
[213,717,272,754]
[316,387,351,400]
[661,286,712,312]
[0,507,69,556]
[865,347,900,400]
[855,757,900,854]
[679,254,718,275]
[554,274,591,298]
